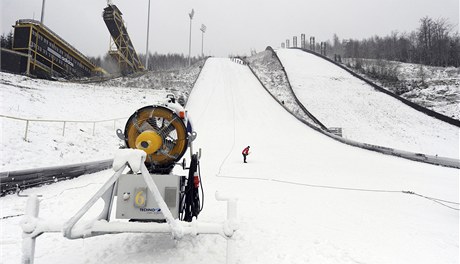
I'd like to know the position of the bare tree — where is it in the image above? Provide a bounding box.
[342,16,459,67]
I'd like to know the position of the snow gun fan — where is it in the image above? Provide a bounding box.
[124,105,189,174]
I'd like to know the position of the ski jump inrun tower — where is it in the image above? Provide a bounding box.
[103,3,145,74]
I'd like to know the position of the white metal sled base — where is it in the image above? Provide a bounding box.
[21,150,238,264]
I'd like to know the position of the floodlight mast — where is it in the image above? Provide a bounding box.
[40,0,46,24]
[145,0,151,70]
[200,24,206,58]
[188,9,194,66]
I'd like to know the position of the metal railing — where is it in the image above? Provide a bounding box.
[0,159,113,196]
[0,114,127,141]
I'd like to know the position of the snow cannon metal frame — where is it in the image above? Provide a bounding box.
[20,98,239,264]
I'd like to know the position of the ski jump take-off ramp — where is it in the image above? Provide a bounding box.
[1,53,458,263]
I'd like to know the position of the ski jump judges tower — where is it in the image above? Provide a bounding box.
[103,4,145,75]
[11,20,100,79]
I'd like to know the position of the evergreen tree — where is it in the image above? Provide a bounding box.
[0,31,13,49]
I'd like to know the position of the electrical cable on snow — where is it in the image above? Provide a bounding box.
[272,179,401,193]
[42,182,106,200]
[198,162,204,212]
[217,175,459,211]
[402,191,460,210]
[192,75,218,126]
[1,182,105,220]
[1,214,24,220]
[198,61,458,211]
[216,71,237,177]
[14,181,105,201]
[272,179,460,211]
[188,60,235,177]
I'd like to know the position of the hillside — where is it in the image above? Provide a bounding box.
[275,49,459,159]
[1,58,458,264]
[343,58,460,120]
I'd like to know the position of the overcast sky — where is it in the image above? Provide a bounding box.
[1,0,459,58]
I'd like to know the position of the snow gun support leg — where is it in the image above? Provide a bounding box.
[21,195,39,264]
[216,191,239,264]
[21,149,239,264]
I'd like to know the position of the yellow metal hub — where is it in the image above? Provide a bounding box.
[135,130,163,154]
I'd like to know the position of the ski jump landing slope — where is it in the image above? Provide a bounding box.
[276,49,459,159]
[0,59,457,264]
[186,58,458,264]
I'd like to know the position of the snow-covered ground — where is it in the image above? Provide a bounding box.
[245,50,321,128]
[0,72,172,170]
[100,59,205,101]
[276,49,459,159]
[342,58,460,120]
[1,59,458,263]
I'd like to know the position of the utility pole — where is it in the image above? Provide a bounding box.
[200,24,206,58]
[188,9,194,66]
[145,0,151,71]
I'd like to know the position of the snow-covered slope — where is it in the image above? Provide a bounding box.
[245,50,321,128]
[0,72,171,170]
[0,59,458,263]
[100,59,205,100]
[343,57,460,119]
[276,49,459,159]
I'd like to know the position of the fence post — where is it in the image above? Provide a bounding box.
[24,120,30,141]
[92,122,96,136]
[62,121,66,136]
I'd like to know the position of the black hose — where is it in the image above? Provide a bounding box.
[181,154,201,222]
[198,161,204,212]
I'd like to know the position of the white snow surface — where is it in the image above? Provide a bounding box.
[112,149,146,173]
[0,72,169,171]
[1,59,459,263]
[276,49,459,159]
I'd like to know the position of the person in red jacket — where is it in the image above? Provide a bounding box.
[242,146,250,163]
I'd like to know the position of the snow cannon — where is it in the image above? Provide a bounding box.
[123,104,191,174]
[115,96,200,222]
[21,95,239,264]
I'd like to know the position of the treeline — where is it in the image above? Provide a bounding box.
[0,31,13,49]
[141,53,201,71]
[331,17,460,67]
[88,53,201,73]
[0,30,200,73]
